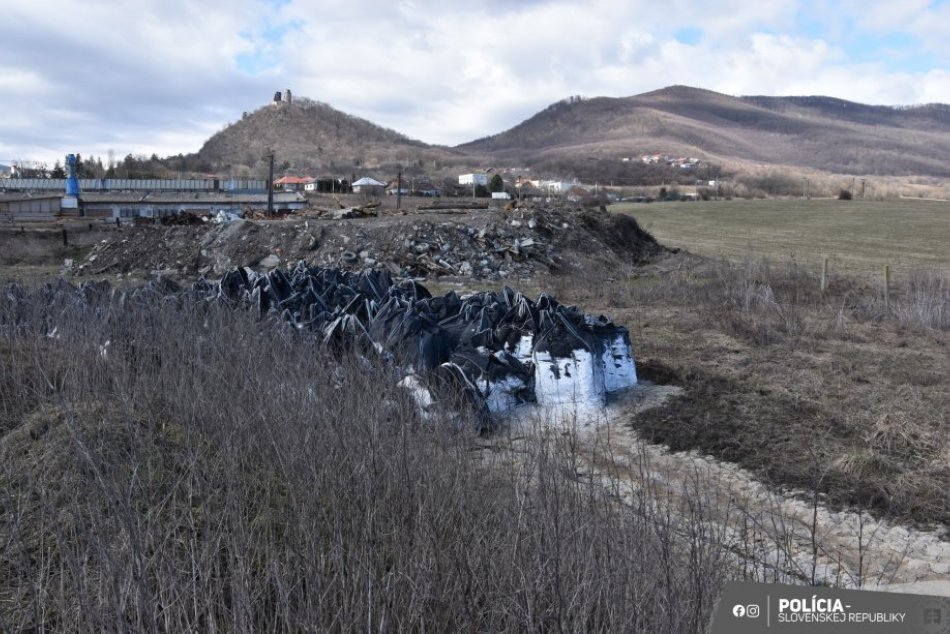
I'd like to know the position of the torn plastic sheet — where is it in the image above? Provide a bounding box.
[444,348,535,415]
[4,263,638,426]
[192,264,639,418]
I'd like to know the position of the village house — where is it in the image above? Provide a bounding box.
[304,177,348,193]
[385,181,409,196]
[273,175,313,191]
[352,177,386,195]
[458,173,489,186]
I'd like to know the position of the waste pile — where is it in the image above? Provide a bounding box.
[7,263,638,427]
[75,205,664,280]
[207,262,638,421]
[326,205,661,279]
[368,213,560,278]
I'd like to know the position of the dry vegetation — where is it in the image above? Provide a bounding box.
[538,250,950,527]
[615,198,950,275]
[0,285,733,632]
[3,197,950,629]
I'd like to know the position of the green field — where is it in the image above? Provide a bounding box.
[612,198,950,276]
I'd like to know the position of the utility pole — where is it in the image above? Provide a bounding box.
[396,170,402,210]
[266,152,274,215]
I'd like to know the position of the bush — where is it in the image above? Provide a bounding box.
[0,285,730,632]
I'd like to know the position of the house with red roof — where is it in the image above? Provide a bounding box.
[273,175,314,191]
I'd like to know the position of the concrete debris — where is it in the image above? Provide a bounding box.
[214,210,243,224]
[76,203,664,282]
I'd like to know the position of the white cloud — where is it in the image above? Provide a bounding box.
[1,0,948,167]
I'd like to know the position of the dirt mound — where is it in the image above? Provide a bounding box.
[75,204,665,280]
[576,209,664,264]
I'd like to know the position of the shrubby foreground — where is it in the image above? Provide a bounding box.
[0,281,725,632]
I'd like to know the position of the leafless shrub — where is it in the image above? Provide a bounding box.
[674,258,815,344]
[0,285,733,632]
[892,270,950,331]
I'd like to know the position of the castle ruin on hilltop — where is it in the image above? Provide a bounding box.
[272,89,293,106]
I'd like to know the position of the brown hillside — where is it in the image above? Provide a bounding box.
[196,97,469,176]
[460,86,950,177]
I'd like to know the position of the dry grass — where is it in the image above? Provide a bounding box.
[541,252,950,526]
[613,198,950,277]
[0,284,731,632]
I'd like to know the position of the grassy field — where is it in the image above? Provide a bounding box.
[612,198,950,277]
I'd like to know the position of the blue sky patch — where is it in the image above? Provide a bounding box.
[674,27,702,45]
[235,20,302,75]
[843,32,934,72]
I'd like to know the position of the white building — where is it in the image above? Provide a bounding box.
[458,173,489,186]
[352,177,386,194]
[0,164,11,178]
[540,180,572,194]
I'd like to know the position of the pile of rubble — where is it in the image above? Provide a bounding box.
[315,205,662,280]
[357,214,559,278]
[75,204,663,281]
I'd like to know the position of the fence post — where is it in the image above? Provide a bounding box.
[884,265,891,310]
[820,257,829,294]
[62,228,68,247]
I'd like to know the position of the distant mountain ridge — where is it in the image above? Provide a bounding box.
[460,86,950,177]
[192,87,950,178]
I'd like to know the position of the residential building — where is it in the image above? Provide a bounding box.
[458,173,489,186]
[273,176,313,191]
[385,181,409,196]
[352,177,386,195]
[540,180,572,194]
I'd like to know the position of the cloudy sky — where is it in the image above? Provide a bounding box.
[2,0,949,168]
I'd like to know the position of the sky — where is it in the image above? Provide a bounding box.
[2,0,949,168]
